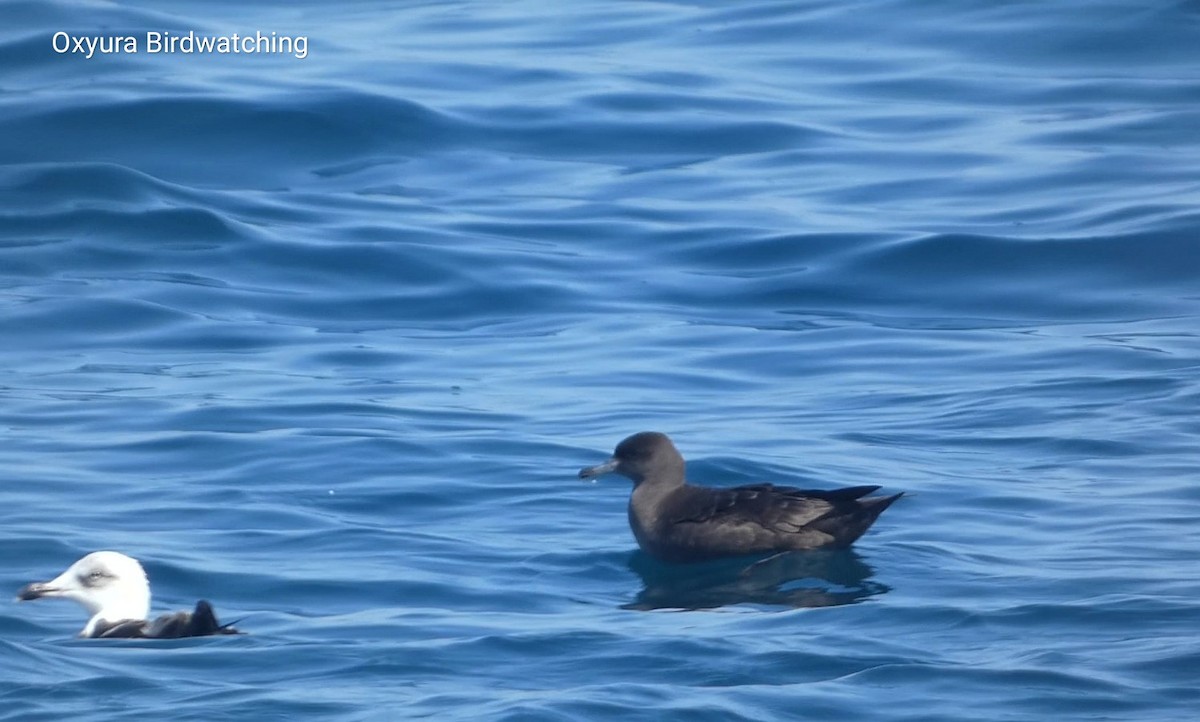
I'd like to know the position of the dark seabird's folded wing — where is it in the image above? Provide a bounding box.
[670,483,900,548]
[672,484,882,529]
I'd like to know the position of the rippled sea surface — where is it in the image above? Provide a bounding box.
[3,1,1199,719]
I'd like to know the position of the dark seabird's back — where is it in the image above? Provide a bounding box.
[580,431,903,563]
[642,481,902,563]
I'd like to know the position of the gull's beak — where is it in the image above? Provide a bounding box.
[579,458,619,479]
[16,566,76,602]
[16,581,61,602]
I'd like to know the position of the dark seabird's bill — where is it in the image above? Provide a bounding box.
[579,458,618,479]
[16,551,241,639]
[580,431,904,563]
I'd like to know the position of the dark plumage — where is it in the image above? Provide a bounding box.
[579,431,903,563]
[91,601,240,639]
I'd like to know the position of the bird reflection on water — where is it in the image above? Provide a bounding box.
[624,548,889,611]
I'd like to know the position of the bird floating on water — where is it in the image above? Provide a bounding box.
[16,551,240,639]
[579,432,903,563]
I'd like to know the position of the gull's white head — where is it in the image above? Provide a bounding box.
[18,551,152,637]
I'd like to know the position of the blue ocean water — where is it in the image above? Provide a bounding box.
[2,0,1199,719]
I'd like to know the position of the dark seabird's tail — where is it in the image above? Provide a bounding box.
[822,485,886,502]
[815,491,904,548]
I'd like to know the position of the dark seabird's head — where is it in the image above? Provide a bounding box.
[17,551,151,637]
[579,431,686,487]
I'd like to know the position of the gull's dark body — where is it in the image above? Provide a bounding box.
[90,601,239,639]
[580,432,903,563]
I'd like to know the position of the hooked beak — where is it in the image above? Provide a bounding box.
[579,458,619,479]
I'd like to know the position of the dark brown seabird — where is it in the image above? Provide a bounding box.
[16,551,240,639]
[579,432,903,563]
